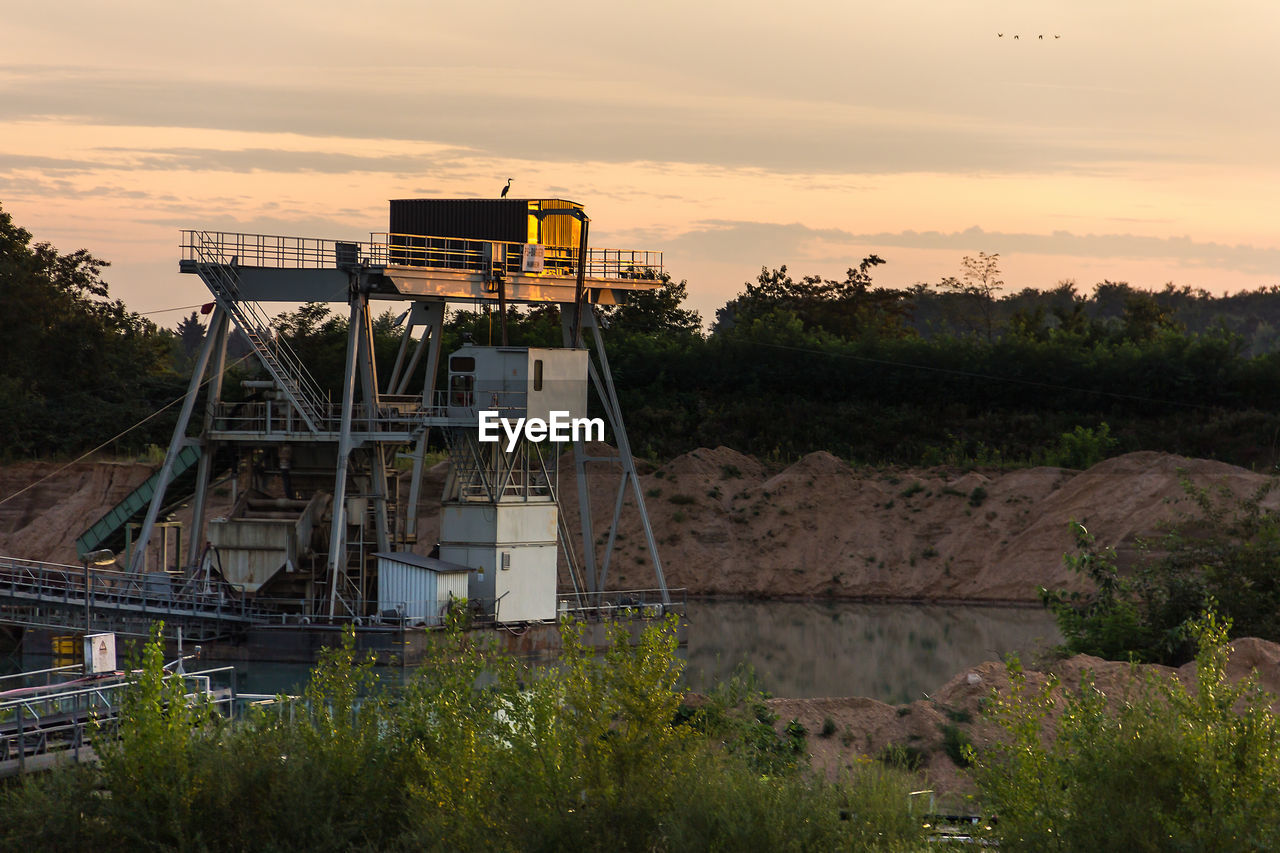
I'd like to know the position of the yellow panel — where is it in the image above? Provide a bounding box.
[526,199,583,249]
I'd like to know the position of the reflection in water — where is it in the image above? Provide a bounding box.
[681,600,1062,704]
[7,602,1062,704]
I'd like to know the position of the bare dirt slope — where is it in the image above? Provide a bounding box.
[2,449,1273,602]
[556,447,1277,602]
[770,637,1280,798]
[0,461,155,565]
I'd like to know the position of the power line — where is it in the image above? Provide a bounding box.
[138,303,207,317]
[0,351,255,510]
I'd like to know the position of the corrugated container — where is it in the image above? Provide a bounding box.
[388,198,584,248]
[375,551,471,625]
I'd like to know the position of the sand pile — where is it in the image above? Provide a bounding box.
[556,448,1280,602]
[0,461,154,565]
[769,637,1280,797]
[1,448,1273,603]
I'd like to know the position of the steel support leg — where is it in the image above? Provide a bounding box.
[128,305,224,574]
[405,301,445,544]
[327,297,364,618]
[584,307,669,602]
[561,306,599,593]
[355,298,391,555]
[185,309,230,569]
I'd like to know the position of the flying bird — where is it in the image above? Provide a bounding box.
[1038,34,1044,39]
[1013,34,1019,39]
[500,178,513,198]
[997,32,1003,37]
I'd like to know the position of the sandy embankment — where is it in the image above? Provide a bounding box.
[1,448,1273,601]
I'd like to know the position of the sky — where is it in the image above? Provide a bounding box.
[2,0,1278,326]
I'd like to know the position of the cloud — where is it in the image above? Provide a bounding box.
[663,221,1280,278]
[94,146,476,175]
[0,69,1175,176]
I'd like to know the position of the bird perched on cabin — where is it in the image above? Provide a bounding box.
[501,178,513,198]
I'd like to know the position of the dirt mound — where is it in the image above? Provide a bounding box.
[770,637,1280,798]
[1,449,1272,604]
[0,461,154,565]
[558,449,1275,602]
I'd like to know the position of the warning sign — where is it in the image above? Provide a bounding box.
[83,632,117,674]
[521,244,545,273]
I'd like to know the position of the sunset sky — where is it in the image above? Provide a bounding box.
[2,0,1278,325]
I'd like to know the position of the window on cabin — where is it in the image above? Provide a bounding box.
[449,374,473,407]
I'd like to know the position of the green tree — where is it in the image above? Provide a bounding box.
[0,202,183,456]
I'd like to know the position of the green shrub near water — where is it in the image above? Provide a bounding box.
[1043,477,1280,665]
[0,620,927,852]
[971,610,1280,852]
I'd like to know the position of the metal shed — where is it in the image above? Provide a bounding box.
[375,552,472,625]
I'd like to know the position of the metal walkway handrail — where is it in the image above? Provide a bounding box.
[0,666,239,777]
[191,231,331,432]
[181,230,664,281]
[0,555,278,626]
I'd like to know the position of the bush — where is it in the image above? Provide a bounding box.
[1045,423,1116,470]
[1044,477,1280,664]
[972,610,1280,851]
[1,620,927,852]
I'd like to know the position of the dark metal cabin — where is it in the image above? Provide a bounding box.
[389,198,583,244]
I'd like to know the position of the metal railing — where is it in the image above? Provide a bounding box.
[0,555,282,630]
[557,588,686,621]
[0,665,239,777]
[208,390,539,437]
[191,232,330,431]
[181,230,664,281]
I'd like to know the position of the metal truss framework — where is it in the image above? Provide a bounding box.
[127,229,669,621]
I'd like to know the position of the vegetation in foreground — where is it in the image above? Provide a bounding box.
[4,611,1279,851]
[0,619,927,852]
[1043,477,1280,665]
[974,611,1280,852]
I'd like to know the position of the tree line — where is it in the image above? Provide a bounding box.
[6,200,1280,470]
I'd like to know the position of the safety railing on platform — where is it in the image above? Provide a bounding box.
[0,666,239,777]
[208,390,537,437]
[0,556,282,626]
[181,230,664,281]
[556,588,685,620]
[190,231,332,431]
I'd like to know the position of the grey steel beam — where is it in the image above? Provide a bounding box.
[385,316,416,394]
[128,304,225,575]
[584,307,669,603]
[404,301,445,544]
[185,309,231,569]
[327,295,364,618]
[561,305,598,593]
[357,299,392,556]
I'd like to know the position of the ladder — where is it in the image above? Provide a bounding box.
[191,232,330,432]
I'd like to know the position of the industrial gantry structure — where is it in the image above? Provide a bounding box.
[113,198,671,627]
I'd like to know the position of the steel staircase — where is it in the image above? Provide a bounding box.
[191,232,331,432]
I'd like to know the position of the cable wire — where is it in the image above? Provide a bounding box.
[0,351,255,510]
